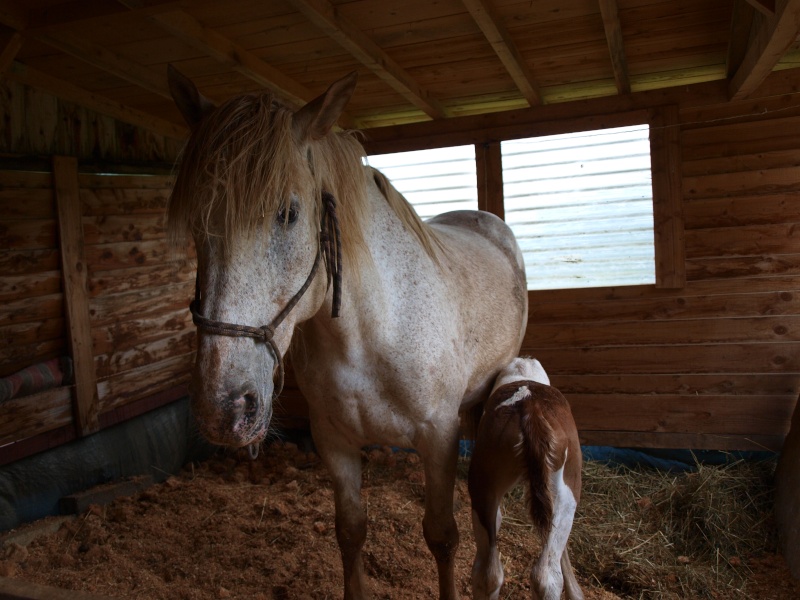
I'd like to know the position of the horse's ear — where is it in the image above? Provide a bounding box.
[293,71,358,141]
[167,64,216,128]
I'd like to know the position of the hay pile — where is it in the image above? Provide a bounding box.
[567,457,777,599]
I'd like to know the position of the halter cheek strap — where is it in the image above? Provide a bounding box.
[189,192,342,401]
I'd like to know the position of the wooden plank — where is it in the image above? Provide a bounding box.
[528,289,800,323]
[287,0,446,119]
[79,186,171,215]
[0,338,66,377]
[88,261,194,297]
[474,141,504,219]
[0,219,57,249]
[598,0,631,94]
[686,254,800,280]
[0,576,114,600]
[0,249,60,276]
[682,148,800,177]
[526,315,800,348]
[91,308,191,356]
[577,430,784,452]
[460,0,542,106]
[685,222,800,259]
[683,192,800,229]
[0,386,73,447]
[54,155,99,436]
[0,188,56,219]
[569,393,794,436]
[97,383,188,429]
[0,293,63,327]
[727,0,756,77]
[88,282,192,327]
[0,318,65,350]
[97,353,193,413]
[729,0,800,100]
[649,104,686,288]
[684,165,800,199]
[682,115,800,162]
[94,328,196,378]
[82,213,166,245]
[84,239,175,271]
[523,343,800,375]
[0,271,61,302]
[551,372,799,397]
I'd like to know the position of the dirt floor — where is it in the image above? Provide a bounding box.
[0,441,798,599]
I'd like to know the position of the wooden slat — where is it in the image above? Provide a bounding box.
[88,261,194,297]
[686,254,800,280]
[0,386,72,447]
[80,187,171,216]
[0,293,63,327]
[91,308,191,355]
[598,0,631,94]
[97,353,193,413]
[727,0,756,77]
[0,338,65,378]
[94,328,195,378]
[77,173,174,190]
[684,165,800,198]
[287,0,446,119]
[460,0,542,106]
[523,343,800,375]
[649,104,686,288]
[54,155,99,436]
[84,239,175,271]
[0,249,60,276]
[684,193,800,229]
[569,393,794,436]
[0,218,57,249]
[82,213,166,245]
[685,222,800,258]
[682,147,800,176]
[88,282,192,327]
[0,188,56,218]
[729,0,800,100]
[577,430,784,452]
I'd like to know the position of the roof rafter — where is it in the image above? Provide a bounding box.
[460,0,542,106]
[36,30,173,99]
[727,0,756,78]
[745,0,776,16]
[286,0,446,120]
[0,30,23,75]
[598,0,631,95]
[729,0,800,100]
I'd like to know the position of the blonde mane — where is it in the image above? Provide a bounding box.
[167,90,440,267]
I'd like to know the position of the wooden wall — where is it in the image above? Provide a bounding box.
[0,79,192,464]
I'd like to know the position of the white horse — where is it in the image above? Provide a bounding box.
[469,358,583,600]
[166,67,528,600]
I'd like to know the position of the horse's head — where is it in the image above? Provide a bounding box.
[167,66,362,448]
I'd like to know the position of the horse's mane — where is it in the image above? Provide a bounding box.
[167,91,440,267]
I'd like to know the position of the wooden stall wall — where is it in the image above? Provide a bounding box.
[1,79,191,464]
[524,99,800,452]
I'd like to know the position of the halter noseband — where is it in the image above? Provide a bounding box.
[189,191,343,402]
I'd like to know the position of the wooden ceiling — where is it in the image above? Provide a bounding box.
[1,0,800,140]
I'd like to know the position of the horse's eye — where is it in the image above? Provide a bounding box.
[277,204,299,225]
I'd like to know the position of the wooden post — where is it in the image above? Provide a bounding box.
[476,141,504,220]
[54,155,100,436]
[649,105,686,289]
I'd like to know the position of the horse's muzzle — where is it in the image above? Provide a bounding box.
[192,383,273,448]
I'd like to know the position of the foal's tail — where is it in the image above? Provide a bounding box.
[517,395,560,536]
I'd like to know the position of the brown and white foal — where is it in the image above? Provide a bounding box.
[469,357,583,600]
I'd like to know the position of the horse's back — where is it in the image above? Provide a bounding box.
[427,209,524,273]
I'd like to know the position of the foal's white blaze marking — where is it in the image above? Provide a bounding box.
[496,385,531,409]
[532,449,578,600]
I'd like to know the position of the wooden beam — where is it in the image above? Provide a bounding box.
[598,0,631,94]
[53,155,100,437]
[0,30,22,75]
[649,105,686,289]
[6,61,187,140]
[35,30,172,99]
[475,142,504,219]
[146,10,311,108]
[727,0,757,78]
[460,0,542,106]
[287,0,446,119]
[729,0,800,100]
[745,0,777,16]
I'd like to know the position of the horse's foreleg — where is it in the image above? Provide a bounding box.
[315,434,370,600]
[419,425,461,600]
[560,549,585,600]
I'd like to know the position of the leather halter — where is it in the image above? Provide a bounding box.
[189,191,342,400]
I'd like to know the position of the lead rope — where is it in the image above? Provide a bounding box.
[189,192,343,460]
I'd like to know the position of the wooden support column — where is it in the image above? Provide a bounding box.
[54,155,99,436]
[476,142,504,220]
[649,106,686,289]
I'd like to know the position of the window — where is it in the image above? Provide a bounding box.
[365,145,478,219]
[502,125,655,290]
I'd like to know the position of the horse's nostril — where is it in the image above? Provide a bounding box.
[243,391,258,418]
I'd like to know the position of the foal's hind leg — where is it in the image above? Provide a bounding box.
[530,459,579,600]
[468,429,521,600]
[418,421,462,600]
